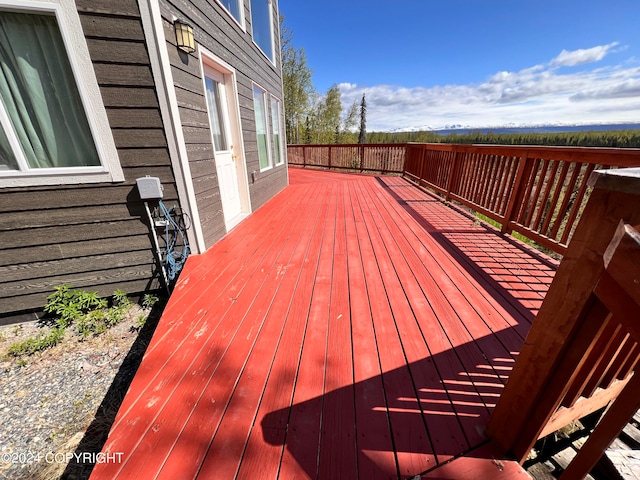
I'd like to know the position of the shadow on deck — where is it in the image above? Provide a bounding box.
[90,167,555,479]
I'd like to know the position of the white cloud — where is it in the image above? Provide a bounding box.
[570,77,640,100]
[338,43,640,131]
[551,43,618,67]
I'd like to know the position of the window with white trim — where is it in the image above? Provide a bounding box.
[270,96,283,165]
[252,84,271,170]
[0,1,122,188]
[217,0,243,26]
[250,0,274,61]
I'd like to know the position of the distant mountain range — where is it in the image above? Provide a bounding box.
[386,123,640,136]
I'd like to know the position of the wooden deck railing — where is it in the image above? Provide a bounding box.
[287,144,405,173]
[404,143,640,254]
[288,143,640,254]
[487,168,640,478]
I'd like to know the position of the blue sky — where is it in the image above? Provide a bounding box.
[278,0,640,131]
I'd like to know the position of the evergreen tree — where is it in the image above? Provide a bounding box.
[358,94,367,144]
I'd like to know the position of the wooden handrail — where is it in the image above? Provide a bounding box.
[287,144,406,174]
[486,168,640,477]
[403,144,640,254]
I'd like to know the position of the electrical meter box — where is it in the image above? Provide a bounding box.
[136,176,163,200]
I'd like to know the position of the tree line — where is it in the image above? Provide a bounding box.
[366,129,640,148]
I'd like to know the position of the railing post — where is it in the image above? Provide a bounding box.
[416,145,427,186]
[501,155,530,233]
[445,148,462,201]
[402,144,408,174]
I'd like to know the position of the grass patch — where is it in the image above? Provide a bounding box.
[7,327,66,357]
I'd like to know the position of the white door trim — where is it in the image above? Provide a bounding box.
[198,47,252,231]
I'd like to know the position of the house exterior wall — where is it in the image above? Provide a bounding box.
[0,0,175,322]
[0,0,288,323]
[158,0,288,248]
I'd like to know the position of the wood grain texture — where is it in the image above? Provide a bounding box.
[75,0,141,17]
[91,168,549,480]
[79,15,145,41]
[85,39,149,64]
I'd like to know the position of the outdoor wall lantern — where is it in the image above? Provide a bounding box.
[174,20,195,53]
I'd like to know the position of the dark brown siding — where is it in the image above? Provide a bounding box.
[0,0,175,322]
[160,0,288,248]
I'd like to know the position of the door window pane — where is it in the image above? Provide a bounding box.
[253,85,270,170]
[205,76,229,152]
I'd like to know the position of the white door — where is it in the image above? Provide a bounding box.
[204,68,242,226]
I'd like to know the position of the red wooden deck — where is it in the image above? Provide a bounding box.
[91,168,556,479]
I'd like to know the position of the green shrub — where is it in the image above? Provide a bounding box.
[44,285,106,329]
[142,294,159,310]
[9,286,137,356]
[76,289,132,338]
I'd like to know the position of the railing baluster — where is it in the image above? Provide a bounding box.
[604,340,638,387]
[517,158,541,226]
[497,157,517,216]
[562,319,622,407]
[560,163,596,245]
[549,162,582,241]
[419,146,428,188]
[529,159,553,230]
[540,161,570,237]
[488,155,504,213]
[580,327,628,398]
[445,149,461,200]
[501,156,529,234]
[616,344,640,381]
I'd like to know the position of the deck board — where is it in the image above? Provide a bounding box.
[91,168,553,479]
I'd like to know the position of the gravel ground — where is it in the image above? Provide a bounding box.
[0,305,161,480]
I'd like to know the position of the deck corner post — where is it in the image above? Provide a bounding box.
[486,175,640,462]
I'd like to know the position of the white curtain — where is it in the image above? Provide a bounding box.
[0,11,99,169]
